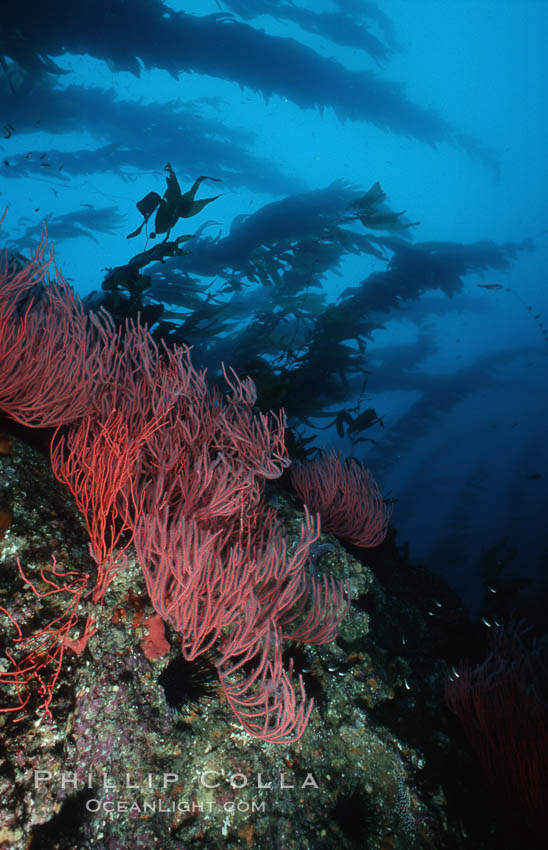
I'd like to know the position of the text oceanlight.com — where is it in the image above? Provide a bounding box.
[86,798,267,814]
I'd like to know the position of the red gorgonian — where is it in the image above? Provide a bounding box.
[291,448,392,548]
[0,229,349,742]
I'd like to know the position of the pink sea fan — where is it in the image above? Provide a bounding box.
[0,227,349,742]
[0,231,104,427]
[290,448,392,548]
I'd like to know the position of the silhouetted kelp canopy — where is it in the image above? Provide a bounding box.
[219,0,396,63]
[0,75,305,197]
[78,167,531,455]
[1,0,498,175]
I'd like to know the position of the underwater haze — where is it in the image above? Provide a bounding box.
[1,0,547,619]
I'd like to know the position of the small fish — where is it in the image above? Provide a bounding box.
[477,283,504,290]
[527,473,542,480]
